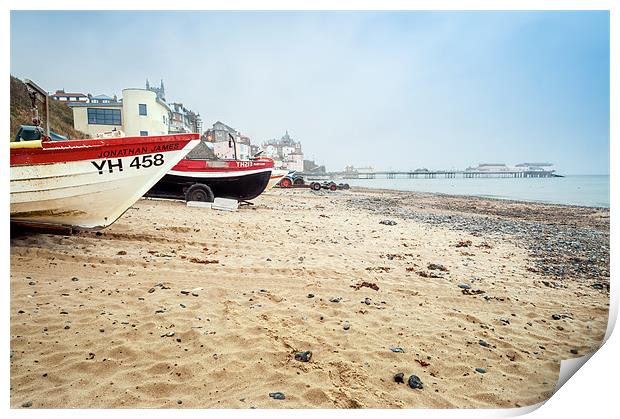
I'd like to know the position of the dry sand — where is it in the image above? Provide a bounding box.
[10,188,609,408]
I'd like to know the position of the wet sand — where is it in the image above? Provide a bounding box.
[10,188,609,408]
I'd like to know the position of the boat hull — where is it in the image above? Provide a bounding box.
[265,169,289,191]
[10,134,200,229]
[147,158,275,201]
[149,168,272,201]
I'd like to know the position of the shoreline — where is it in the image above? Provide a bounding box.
[345,186,609,230]
[347,185,610,210]
[10,188,610,408]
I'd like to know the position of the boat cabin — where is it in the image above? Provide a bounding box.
[14,125,68,143]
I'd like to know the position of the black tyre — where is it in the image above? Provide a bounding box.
[343,183,350,190]
[310,182,321,191]
[185,183,214,202]
[293,177,305,185]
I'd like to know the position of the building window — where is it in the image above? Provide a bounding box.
[140,131,148,136]
[139,104,147,116]
[87,108,122,125]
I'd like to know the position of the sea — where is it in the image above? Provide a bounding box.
[344,175,610,208]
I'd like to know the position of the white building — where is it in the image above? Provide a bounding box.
[261,131,304,172]
[68,88,170,138]
[50,89,89,103]
[515,163,555,172]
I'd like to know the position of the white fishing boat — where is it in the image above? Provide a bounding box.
[10,79,200,229]
[265,169,289,191]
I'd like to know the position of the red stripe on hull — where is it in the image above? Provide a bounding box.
[171,158,275,173]
[10,133,200,166]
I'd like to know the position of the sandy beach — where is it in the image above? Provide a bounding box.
[10,187,610,409]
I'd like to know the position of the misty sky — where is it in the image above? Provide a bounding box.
[10,11,609,174]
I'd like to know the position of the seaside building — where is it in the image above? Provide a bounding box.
[88,94,117,104]
[262,131,304,172]
[303,159,326,174]
[146,79,201,134]
[204,121,252,160]
[169,102,202,134]
[68,88,170,138]
[515,163,555,172]
[50,89,89,103]
[344,165,374,174]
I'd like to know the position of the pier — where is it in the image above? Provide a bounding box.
[300,170,558,180]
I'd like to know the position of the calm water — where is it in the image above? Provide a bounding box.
[344,175,610,208]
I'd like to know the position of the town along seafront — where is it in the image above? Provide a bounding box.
[10,187,609,408]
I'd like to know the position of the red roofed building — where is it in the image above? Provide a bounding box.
[50,89,89,103]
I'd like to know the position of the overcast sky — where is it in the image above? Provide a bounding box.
[10,11,609,174]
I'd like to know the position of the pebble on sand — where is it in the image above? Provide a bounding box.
[379,220,397,226]
[21,401,32,408]
[407,375,423,389]
[294,351,312,362]
[269,392,285,400]
[427,263,448,271]
[394,373,405,384]
[390,347,405,353]
[475,368,487,374]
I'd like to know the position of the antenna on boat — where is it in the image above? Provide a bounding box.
[24,79,50,139]
[228,133,238,160]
